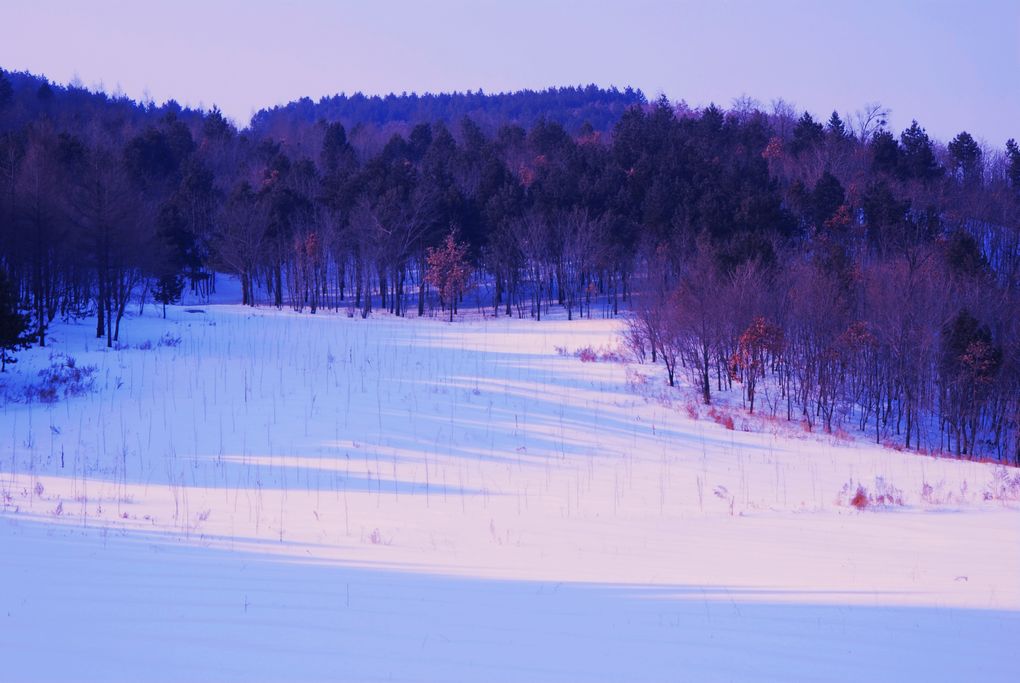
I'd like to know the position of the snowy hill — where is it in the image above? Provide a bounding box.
[1,298,1017,682]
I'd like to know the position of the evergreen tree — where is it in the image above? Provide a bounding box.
[870,130,900,175]
[899,120,942,181]
[790,112,824,154]
[153,272,184,318]
[152,201,190,318]
[1005,139,1020,192]
[320,121,355,176]
[0,270,31,371]
[947,131,982,186]
[943,230,987,278]
[0,69,13,109]
[202,105,234,140]
[36,80,53,102]
[825,111,848,141]
[809,171,846,229]
[861,181,910,250]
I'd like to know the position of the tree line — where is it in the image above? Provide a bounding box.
[250,85,646,140]
[0,68,1017,463]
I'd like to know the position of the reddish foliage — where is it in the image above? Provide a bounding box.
[731,317,783,412]
[426,233,471,320]
[824,203,852,231]
[838,321,877,353]
[708,407,735,430]
[518,164,536,188]
[961,339,1000,386]
[570,345,626,363]
[881,439,905,452]
[850,486,869,510]
[762,136,784,160]
[833,427,853,442]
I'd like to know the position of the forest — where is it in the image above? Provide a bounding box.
[0,68,1018,464]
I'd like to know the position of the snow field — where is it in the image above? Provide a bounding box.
[0,298,1017,682]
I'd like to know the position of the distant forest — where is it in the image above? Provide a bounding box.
[250,85,647,138]
[0,68,1018,464]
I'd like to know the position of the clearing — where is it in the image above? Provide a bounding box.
[0,295,1017,682]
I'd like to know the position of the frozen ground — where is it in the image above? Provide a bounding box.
[1,286,1017,682]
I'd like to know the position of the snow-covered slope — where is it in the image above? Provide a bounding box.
[1,298,1017,682]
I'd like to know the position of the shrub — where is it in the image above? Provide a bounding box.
[597,347,627,363]
[708,407,735,430]
[833,427,853,442]
[921,480,955,505]
[28,354,97,403]
[850,485,869,510]
[983,468,1020,502]
[624,368,649,389]
[843,478,904,510]
[157,333,182,348]
[559,344,627,363]
[873,477,904,506]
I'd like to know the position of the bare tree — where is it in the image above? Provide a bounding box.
[852,102,890,142]
[211,182,266,306]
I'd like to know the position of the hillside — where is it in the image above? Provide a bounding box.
[1,292,1017,682]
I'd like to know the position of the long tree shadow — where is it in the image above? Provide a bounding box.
[0,312,850,499]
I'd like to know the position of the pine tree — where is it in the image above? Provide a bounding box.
[153,272,184,319]
[899,120,943,181]
[0,69,13,109]
[810,171,846,229]
[1005,139,1020,193]
[826,111,848,141]
[947,131,982,186]
[0,270,31,372]
[791,112,824,155]
[870,130,900,175]
[152,201,192,317]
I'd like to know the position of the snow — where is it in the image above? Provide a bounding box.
[1,286,1018,682]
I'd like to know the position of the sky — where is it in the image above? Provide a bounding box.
[3,0,1018,145]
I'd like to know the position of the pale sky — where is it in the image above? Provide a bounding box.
[3,0,1018,145]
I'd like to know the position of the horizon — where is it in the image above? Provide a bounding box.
[4,0,1019,146]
